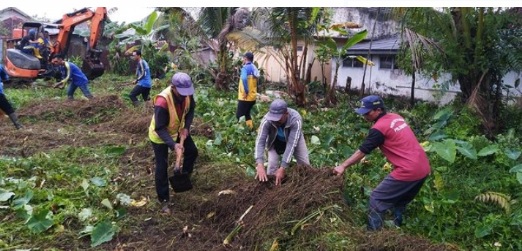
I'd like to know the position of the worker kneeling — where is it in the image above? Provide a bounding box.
[254,99,310,186]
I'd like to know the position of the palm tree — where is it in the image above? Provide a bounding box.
[395,7,522,136]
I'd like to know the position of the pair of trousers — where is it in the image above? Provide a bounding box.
[129,85,151,102]
[151,135,198,202]
[67,82,93,99]
[236,100,255,121]
[266,136,309,175]
[367,175,427,230]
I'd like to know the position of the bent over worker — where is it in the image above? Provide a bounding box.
[51,54,93,100]
[254,99,310,185]
[148,72,198,213]
[333,95,431,231]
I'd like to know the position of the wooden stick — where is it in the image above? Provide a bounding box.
[174,136,186,170]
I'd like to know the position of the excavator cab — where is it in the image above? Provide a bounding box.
[4,22,58,79]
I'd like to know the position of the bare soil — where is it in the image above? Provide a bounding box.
[0,95,459,251]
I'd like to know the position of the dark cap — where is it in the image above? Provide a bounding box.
[171,72,195,96]
[355,95,384,115]
[243,52,254,61]
[266,99,288,121]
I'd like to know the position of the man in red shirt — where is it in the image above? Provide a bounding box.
[333,95,431,230]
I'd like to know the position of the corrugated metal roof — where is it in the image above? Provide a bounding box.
[347,36,401,54]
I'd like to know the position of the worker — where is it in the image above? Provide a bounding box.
[129,50,152,107]
[0,64,23,129]
[254,99,310,186]
[18,29,37,55]
[236,52,259,130]
[148,72,198,214]
[333,95,431,230]
[51,54,94,100]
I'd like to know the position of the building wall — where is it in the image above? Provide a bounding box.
[332,56,522,105]
[331,7,397,39]
[254,43,330,86]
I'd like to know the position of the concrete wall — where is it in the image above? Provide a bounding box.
[254,43,331,85]
[331,7,397,39]
[332,56,522,105]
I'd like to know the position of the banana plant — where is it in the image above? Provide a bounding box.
[316,29,368,106]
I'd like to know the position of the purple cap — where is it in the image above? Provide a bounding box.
[171,72,195,96]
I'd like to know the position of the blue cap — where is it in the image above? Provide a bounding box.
[355,95,384,115]
[243,52,254,61]
[171,72,195,96]
[266,99,288,121]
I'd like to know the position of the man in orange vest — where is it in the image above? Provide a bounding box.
[148,72,198,214]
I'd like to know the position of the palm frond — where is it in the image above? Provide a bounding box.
[475,191,513,214]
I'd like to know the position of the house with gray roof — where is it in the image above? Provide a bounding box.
[333,33,461,104]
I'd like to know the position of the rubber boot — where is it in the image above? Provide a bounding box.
[245,119,254,130]
[367,208,384,231]
[393,206,405,227]
[8,113,23,130]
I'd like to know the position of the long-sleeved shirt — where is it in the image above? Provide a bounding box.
[255,108,306,168]
[135,59,152,88]
[58,62,88,86]
[153,94,196,149]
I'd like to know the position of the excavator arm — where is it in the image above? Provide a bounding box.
[54,7,107,80]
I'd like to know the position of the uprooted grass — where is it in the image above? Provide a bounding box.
[1,94,462,251]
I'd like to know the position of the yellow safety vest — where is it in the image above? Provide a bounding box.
[148,86,191,144]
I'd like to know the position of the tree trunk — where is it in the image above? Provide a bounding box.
[215,44,229,91]
[326,63,339,106]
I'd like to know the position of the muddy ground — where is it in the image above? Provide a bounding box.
[0,95,459,251]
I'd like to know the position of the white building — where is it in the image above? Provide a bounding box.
[330,8,522,105]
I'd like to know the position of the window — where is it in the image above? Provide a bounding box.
[342,56,365,68]
[379,55,398,69]
[297,45,303,51]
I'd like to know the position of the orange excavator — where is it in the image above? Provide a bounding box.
[3,7,107,81]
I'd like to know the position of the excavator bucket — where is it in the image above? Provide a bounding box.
[82,49,105,80]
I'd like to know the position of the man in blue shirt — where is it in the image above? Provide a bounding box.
[129,50,152,107]
[51,54,94,100]
[0,64,23,129]
[236,52,259,130]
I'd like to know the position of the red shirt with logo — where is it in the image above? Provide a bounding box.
[371,113,431,181]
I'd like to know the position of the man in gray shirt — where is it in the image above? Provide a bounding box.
[254,99,310,185]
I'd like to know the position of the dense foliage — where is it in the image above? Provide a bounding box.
[1,75,521,249]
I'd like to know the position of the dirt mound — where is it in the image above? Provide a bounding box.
[19,95,126,124]
[106,164,458,251]
[189,165,345,250]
